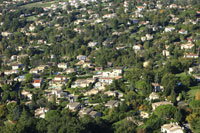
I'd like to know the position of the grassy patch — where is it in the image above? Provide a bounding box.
[175,72,187,77]
[188,88,200,98]
[26,15,38,21]
[21,1,59,8]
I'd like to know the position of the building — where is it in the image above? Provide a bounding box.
[58,63,68,70]
[149,92,159,100]
[21,90,32,100]
[35,107,49,118]
[161,123,184,133]
[152,101,173,110]
[181,43,194,50]
[12,64,22,70]
[32,79,43,88]
[105,100,120,108]
[66,102,82,111]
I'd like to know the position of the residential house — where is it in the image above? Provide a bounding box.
[51,89,68,98]
[179,29,188,35]
[77,55,87,60]
[14,75,25,82]
[21,90,32,100]
[88,42,98,47]
[104,90,123,98]
[4,70,18,75]
[181,43,194,50]
[152,101,173,110]
[58,63,68,70]
[133,45,143,51]
[149,92,159,100]
[89,111,101,118]
[12,64,22,70]
[184,53,198,59]
[84,88,99,96]
[66,102,82,111]
[95,67,103,71]
[105,100,120,108]
[65,68,75,74]
[161,123,184,133]
[30,68,40,74]
[162,50,170,57]
[35,107,49,118]
[164,27,175,32]
[32,79,43,88]
[152,83,164,92]
[53,75,68,83]
[140,111,149,119]
[78,107,93,117]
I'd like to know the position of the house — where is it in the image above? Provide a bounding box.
[88,42,98,47]
[89,111,101,118]
[163,50,170,57]
[133,45,143,51]
[4,70,18,75]
[29,24,35,32]
[82,62,94,68]
[66,102,82,111]
[35,107,49,118]
[104,91,123,98]
[53,75,68,83]
[84,88,99,96]
[1,32,13,37]
[184,53,198,59]
[99,77,114,84]
[161,123,184,133]
[105,100,120,108]
[65,68,75,74]
[152,83,164,92]
[37,65,48,72]
[149,92,159,100]
[78,107,93,117]
[12,64,22,70]
[140,111,149,119]
[194,75,200,82]
[152,101,173,110]
[95,67,103,71]
[181,43,194,50]
[30,68,40,74]
[179,29,188,35]
[77,55,87,60]
[71,79,90,88]
[32,79,43,88]
[51,89,68,98]
[21,90,32,100]
[58,63,68,70]
[146,34,153,40]
[14,75,25,82]
[164,27,175,32]
[137,6,144,11]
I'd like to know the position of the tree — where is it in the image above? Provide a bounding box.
[175,108,183,123]
[25,74,33,83]
[161,73,177,96]
[154,104,176,119]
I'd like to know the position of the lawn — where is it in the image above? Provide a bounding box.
[188,86,200,98]
[21,1,59,8]
[26,15,38,21]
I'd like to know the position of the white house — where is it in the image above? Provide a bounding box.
[161,123,184,133]
[35,107,49,118]
[152,101,173,110]
[58,63,68,69]
[32,79,43,88]
[66,102,82,111]
[149,92,159,100]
